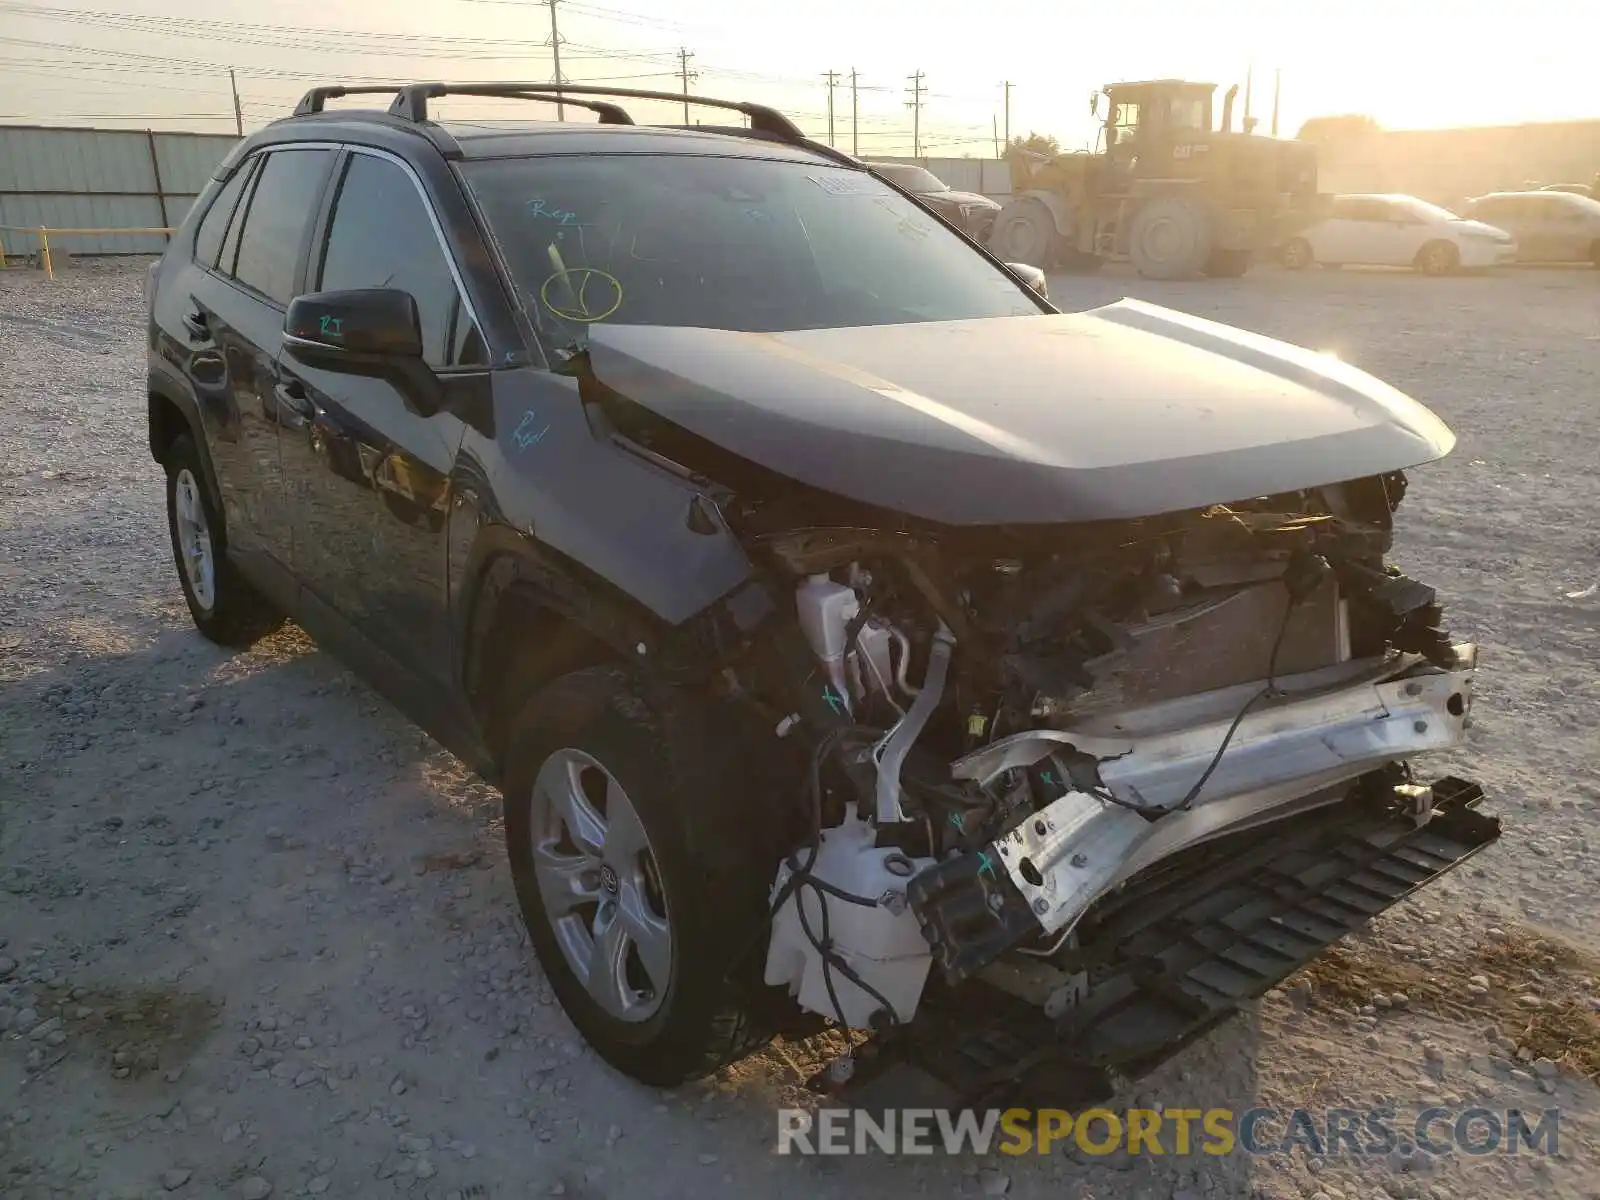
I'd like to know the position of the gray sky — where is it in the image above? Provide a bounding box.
[0,0,1590,153]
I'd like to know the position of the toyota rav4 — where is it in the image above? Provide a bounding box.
[146,82,1496,1103]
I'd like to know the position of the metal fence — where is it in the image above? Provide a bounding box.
[0,124,238,256]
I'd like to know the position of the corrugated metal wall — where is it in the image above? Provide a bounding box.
[0,124,239,256]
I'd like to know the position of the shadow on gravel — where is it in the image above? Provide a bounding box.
[0,624,1288,1194]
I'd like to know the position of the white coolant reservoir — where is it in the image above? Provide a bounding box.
[795,574,859,712]
[763,816,935,1029]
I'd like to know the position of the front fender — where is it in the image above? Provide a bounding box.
[1018,188,1078,238]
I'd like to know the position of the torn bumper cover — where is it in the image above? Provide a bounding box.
[909,646,1480,982]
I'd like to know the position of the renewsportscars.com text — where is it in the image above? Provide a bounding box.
[775,1106,1560,1158]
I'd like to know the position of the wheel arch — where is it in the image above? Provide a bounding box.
[456,525,778,769]
[148,383,223,509]
[1014,188,1077,238]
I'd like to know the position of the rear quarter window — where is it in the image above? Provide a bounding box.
[192,160,254,270]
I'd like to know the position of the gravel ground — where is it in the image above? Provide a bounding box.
[1,259,1598,1200]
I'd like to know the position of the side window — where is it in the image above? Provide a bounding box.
[1331,198,1375,221]
[218,159,260,277]
[316,153,484,369]
[232,148,335,306]
[193,160,253,270]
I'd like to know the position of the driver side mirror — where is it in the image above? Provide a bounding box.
[283,288,442,415]
[1004,262,1048,298]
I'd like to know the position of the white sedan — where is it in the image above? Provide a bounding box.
[1282,194,1517,274]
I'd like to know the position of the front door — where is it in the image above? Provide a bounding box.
[276,149,487,685]
[183,147,335,565]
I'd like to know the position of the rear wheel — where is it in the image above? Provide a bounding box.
[503,666,779,1086]
[1203,248,1252,278]
[163,433,282,646]
[1415,239,1460,276]
[987,198,1061,269]
[1281,237,1314,270]
[1129,196,1212,279]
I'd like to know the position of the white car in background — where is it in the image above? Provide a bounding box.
[1282,194,1516,274]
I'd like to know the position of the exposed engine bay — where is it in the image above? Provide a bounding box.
[742,470,1490,1080]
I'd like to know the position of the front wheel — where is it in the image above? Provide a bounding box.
[1416,239,1460,276]
[503,667,779,1086]
[986,198,1061,269]
[1281,237,1314,270]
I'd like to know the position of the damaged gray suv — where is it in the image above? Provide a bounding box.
[146,83,1496,1102]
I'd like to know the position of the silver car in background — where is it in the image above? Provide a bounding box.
[1463,191,1600,266]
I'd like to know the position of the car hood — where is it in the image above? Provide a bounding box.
[581,299,1456,525]
[1450,218,1513,240]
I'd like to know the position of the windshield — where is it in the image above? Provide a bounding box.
[1390,196,1459,222]
[1165,97,1208,130]
[461,154,1041,341]
[871,164,948,193]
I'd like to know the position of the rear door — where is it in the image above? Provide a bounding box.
[1315,197,1379,263]
[1540,195,1594,260]
[276,148,484,684]
[181,146,334,568]
[1499,198,1553,260]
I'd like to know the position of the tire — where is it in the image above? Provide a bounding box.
[163,432,282,646]
[1415,239,1460,276]
[1203,248,1252,278]
[987,198,1061,269]
[1129,196,1212,280]
[503,666,780,1086]
[1281,237,1314,270]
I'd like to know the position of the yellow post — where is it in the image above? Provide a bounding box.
[40,228,54,281]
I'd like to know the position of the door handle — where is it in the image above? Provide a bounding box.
[182,309,209,340]
[273,381,315,421]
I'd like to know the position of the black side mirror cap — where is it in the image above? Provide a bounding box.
[285,288,424,358]
[284,288,443,416]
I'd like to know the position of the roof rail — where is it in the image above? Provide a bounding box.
[387,82,804,140]
[294,86,407,116]
[392,86,635,126]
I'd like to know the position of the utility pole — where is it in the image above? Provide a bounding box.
[546,0,565,120]
[822,70,840,147]
[1002,79,1012,148]
[1242,61,1254,134]
[228,68,243,136]
[849,68,859,158]
[991,114,999,158]
[677,48,697,123]
[1270,67,1281,137]
[905,70,925,158]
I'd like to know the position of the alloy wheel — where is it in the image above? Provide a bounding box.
[173,468,216,611]
[529,748,673,1023]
